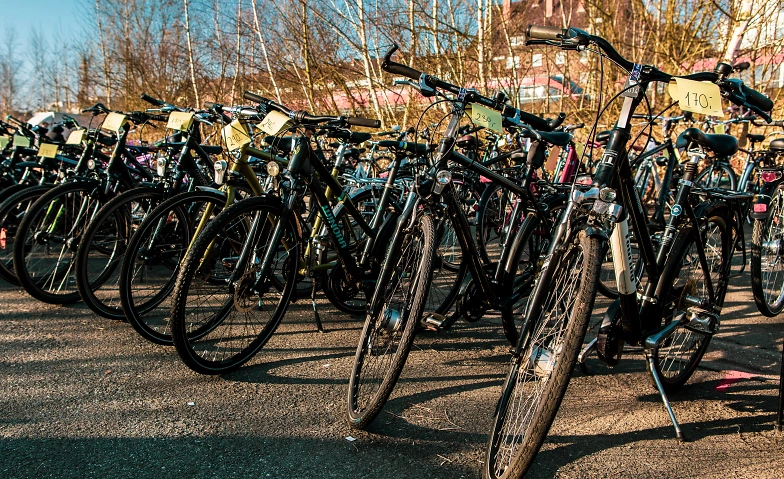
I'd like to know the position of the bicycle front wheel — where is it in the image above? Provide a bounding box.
[485,230,602,479]
[170,196,300,374]
[14,182,106,304]
[347,211,436,430]
[75,187,164,319]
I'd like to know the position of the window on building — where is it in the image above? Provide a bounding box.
[555,52,566,65]
[510,36,524,47]
[532,53,543,67]
[506,56,521,70]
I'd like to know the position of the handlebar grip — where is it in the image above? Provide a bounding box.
[243,91,268,104]
[547,112,566,130]
[347,117,381,128]
[203,101,220,110]
[526,24,566,41]
[385,63,423,81]
[741,85,773,113]
[140,94,165,107]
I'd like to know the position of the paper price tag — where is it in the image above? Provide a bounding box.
[167,111,195,132]
[38,143,59,158]
[0,136,9,149]
[258,110,293,136]
[714,124,726,135]
[668,78,724,117]
[66,129,86,145]
[222,120,251,152]
[102,112,127,132]
[468,103,504,134]
[13,134,30,147]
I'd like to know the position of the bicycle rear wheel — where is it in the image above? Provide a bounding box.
[647,205,730,392]
[485,230,602,479]
[751,183,784,317]
[169,196,300,374]
[347,211,436,429]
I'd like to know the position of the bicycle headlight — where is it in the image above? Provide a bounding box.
[156,157,167,177]
[266,161,280,177]
[599,187,617,202]
[433,170,452,195]
[214,160,227,185]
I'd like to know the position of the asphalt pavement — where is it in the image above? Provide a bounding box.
[1,258,782,479]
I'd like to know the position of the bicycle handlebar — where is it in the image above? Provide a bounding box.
[242,91,380,128]
[526,25,774,121]
[141,94,165,107]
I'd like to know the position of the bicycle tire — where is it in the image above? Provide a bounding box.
[0,185,53,285]
[169,195,300,374]
[646,204,730,392]
[695,161,737,190]
[13,182,106,304]
[347,211,436,430]
[75,187,165,320]
[119,189,228,345]
[321,187,385,315]
[751,183,784,316]
[485,229,602,479]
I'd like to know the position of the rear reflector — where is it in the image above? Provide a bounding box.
[761,171,782,182]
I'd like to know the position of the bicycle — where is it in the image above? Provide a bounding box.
[346,44,569,430]
[483,25,773,478]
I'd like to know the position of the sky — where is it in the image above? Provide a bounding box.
[0,0,82,40]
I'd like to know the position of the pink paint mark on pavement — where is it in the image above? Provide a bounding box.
[715,370,756,391]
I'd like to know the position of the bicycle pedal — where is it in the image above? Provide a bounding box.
[420,313,447,331]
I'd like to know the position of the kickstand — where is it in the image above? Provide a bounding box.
[311,280,324,333]
[577,338,597,375]
[777,337,783,432]
[647,354,685,441]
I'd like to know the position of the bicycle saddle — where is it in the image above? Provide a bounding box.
[747,134,765,143]
[675,127,738,157]
[456,134,479,149]
[770,138,784,153]
[595,130,611,145]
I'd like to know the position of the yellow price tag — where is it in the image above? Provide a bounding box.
[222,120,251,152]
[38,143,59,158]
[66,129,86,145]
[167,111,195,132]
[714,124,726,135]
[258,110,293,136]
[102,112,127,132]
[668,78,724,117]
[0,136,9,149]
[468,103,504,134]
[574,142,586,159]
[13,135,30,147]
